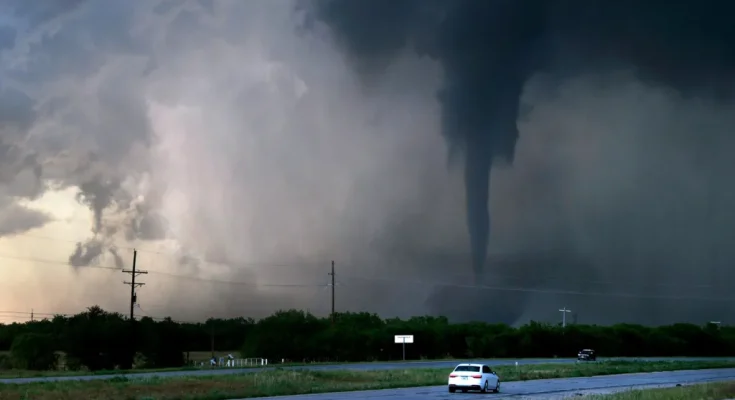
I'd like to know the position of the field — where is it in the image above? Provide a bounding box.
[0,360,734,400]
[0,354,556,379]
[588,380,735,399]
[0,351,242,379]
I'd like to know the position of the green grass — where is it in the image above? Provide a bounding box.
[586,381,735,399]
[0,360,733,400]
[0,365,207,379]
[0,355,557,379]
[0,351,244,379]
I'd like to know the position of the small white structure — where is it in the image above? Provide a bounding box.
[242,358,268,366]
[215,357,269,367]
[394,335,414,361]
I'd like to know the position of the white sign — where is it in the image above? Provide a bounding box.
[394,335,414,344]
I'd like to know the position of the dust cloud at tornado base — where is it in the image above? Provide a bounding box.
[0,0,734,325]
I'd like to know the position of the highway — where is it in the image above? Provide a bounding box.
[0,357,732,384]
[240,368,735,400]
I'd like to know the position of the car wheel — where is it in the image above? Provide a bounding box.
[448,387,456,393]
[494,380,500,393]
[481,380,488,393]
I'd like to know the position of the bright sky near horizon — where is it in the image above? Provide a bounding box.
[0,187,111,322]
[0,186,309,324]
[0,187,205,323]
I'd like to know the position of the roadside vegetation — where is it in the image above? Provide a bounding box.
[0,306,733,376]
[587,381,735,399]
[1,360,734,400]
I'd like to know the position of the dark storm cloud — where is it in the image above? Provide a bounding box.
[307,0,544,280]
[0,0,159,242]
[68,239,104,267]
[9,0,88,26]
[307,0,735,324]
[0,26,16,51]
[75,177,121,234]
[126,212,168,242]
[0,202,51,237]
[0,85,35,134]
[108,246,125,269]
[0,85,45,200]
[4,0,735,326]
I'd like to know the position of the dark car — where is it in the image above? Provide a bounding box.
[577,349,596,361]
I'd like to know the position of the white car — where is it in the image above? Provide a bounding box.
[448,363,500,393]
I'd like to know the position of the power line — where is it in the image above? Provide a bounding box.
[2,262,733,325]
[336,262,723,291]
[4,231,731,291]
[0,249,733,302]
[0,308,233,325]
[0,311,156,323]
[1,239,724,292]
[338,274,735,303]
[0,305,251,324]
[0,239,732,303]
[0,253,118,270]
[0,247,723,293]
[0,251,324,288]
[148,270,324,288]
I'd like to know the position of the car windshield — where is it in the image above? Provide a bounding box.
[580,350,593,354]
[454,365,481,372]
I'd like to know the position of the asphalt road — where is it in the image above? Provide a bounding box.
[240,368,735,400]
[1,357,733,384]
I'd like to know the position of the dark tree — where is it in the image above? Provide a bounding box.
[1,306,734,371]
[10,333,58,370]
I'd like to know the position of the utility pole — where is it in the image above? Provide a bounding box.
[329,261,335,324]
[559,307,572,328]
[123,250,147,321]
[123,250,146,367]
[30,309,33,322]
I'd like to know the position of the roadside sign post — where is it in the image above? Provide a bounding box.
[394,335,414,361]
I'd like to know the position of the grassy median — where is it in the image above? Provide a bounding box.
[0,360,733,400]
[0,356,535,379]
[0,351,242,379]
[586,381,735,399]
[0,357,594,379]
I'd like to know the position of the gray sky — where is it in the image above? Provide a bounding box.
[0,0,733,326]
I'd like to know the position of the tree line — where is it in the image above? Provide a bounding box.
[0,306,732,371]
